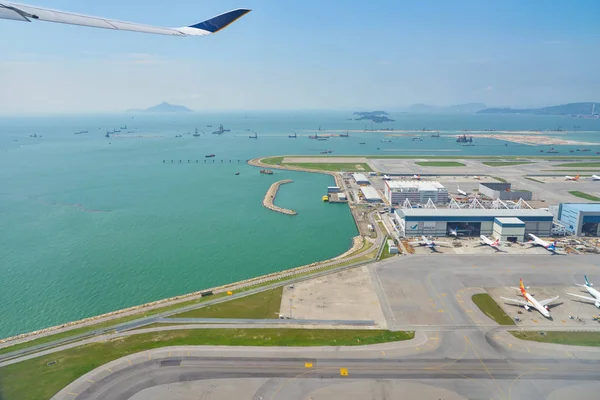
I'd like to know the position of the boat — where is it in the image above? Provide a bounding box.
[539,149,544,153]
[260,169,273,175]
[205,154,216,158]
[317,138,328,141]
[359,142,366,144]
[105,132,110,138]
[412,137,422,141]
[381,139,392,143]
[339,131,349,137]
[29,133,37,138]
[431,133,440,138]
[546,150,559,154]
[120,125,127,130]
[570,150,575,153]
[212,124,230,135]
[235,172,240,176]
[309,134,319,139]
[74,130,88,135]
[113,129,121,133]
[322,195,329,202]
[577,148,591,152]
[289,132,297,138]
[193,128,200,137]
[456,134,473,143]
[207,124,213,128]
[249,132,258,139]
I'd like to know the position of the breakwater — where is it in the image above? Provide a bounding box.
[263,179,297,215]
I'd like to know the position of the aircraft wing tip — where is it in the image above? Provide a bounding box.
[187,8,251,33]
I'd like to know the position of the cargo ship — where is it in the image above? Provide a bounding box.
[289,132,297,138]
[205,154,216,158]
[212,124,230,135]
[260,169,273,175]
[456,134,473,143]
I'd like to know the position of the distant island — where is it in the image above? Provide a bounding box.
[407,103,487,114]
[353,111,395,123]
[126,102,193,113]
[478,102,600,117]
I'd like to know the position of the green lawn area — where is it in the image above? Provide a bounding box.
[482,161,533,167]
[510,331,600,347]
[283,162,373,172]
[491,176,508,183]
[554,162,600,168]
[261,156,284,165]
[414,161,466,167]
[471,293,515,325]
[380,241,397,260]
[169,287,283,319]
[0,328,413,400]
[525,177,545,184]
[569,191,600,201]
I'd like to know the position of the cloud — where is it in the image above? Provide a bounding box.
[485,85,493,92]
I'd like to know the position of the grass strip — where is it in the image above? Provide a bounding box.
[482,161,533,167]
[569,191,600,201]
[525,177,545,184]
[553,162,600,168]
[0,328,413,400]
[491,176,508,183]
[472,293,515,325]
[283,162,373,172]
[169,288,283,319]
[510,331,600,347]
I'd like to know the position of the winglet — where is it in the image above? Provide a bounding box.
[187,8,251,33]
[585,275,591,286]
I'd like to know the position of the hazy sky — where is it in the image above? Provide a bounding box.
[1,0,599,114]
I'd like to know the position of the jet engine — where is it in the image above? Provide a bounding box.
[524,305,530,311]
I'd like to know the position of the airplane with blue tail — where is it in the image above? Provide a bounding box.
[566,275,600,308]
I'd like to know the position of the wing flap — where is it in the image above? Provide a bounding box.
[500,297,528,306]
[566,293,597,302]
[539,296,559,306]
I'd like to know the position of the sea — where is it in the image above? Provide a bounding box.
[1,111,600,338]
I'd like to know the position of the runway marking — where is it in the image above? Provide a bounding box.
[87,379,95,383]
[340,367,348,376]
[464,335,506,399]
[508,370,537,400]
[507,269,511,273]
[67,392,78,397]
[526,346,531,353]
[148,352,152,360]
[187,352,190,356]
[128,359,132,366]
[427,273,456,323]
[508,343,513,348]
[305,362,313,368]
[438,309,445,313]
[168,351,171,357]
[381,351,386,356]
[441,293,447,297]
[415,347,420,352]
[106,367,112,373]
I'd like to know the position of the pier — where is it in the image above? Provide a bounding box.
[263,180,297,215]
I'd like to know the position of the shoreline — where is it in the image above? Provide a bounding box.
[263,180,297,215]
[0,160,365,346]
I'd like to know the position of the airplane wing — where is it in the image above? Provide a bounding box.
[0,3,251,36]
[434,241,452,247]
[500,297,528,306]
[538,296,559,306]
[566,293,597,303]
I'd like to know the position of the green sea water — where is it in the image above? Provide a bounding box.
[1,111,599,338]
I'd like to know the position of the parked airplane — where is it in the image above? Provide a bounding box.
[473,175,481,180]
[409,235,451,250]
[479,235,501,251]
[592,175,600,181]
[457,185,467,196]
[566,276,600,308]
[565,174,580,181]
[413,174,421,180]
[526,233,558,253]
[501,279,559,319]
[0,3,251,36]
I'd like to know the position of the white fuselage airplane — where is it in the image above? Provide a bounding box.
[565,174,580,181]
[0,2,250,36]
[592,175,600,181]
[501,279,559,319]
[566,276,600,308]
[457,186,467,196]
[527,233,558,253]
[480,235,501,250]
[413,174,421,180]
[410,235,451,249]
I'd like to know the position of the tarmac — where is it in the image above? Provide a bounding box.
[46,254,600,400]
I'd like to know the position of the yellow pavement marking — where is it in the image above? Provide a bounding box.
[508,343,513,348]
[340,368,349,376]
[381,351,386,356]
[87,379,95,383]
[466,309,473,313]
[305,362,313,368]
[128,359,132,366]
[441,293,447,297]
[106,367,112,373]
[472,265,476,268]
[438,309,445,313]
[67,392,78,397]
[507,269,511,273]
[464,335,506,399]
[148,352,152,360]
[526,346,531,353]
[187,352,190,356]
[168,351,171,357]
[429,337,439,341]
[415,347,420,352]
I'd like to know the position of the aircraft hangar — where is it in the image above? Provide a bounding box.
[394,208,554,238]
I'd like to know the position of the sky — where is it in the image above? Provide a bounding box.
[1,0,599,114]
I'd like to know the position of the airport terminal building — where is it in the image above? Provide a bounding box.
[557,203,600,236]
[394,208,554,239]
[384,181,449,205]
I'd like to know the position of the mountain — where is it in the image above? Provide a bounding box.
[478,102,600,116]
[407,103,487,114]
[127,102,193,113]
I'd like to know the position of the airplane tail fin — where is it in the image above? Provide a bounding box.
[180,9,251,35]
[519,278,526,293]
[493,239,499,246]
[585,275,592,286]
[548,241,557,250]
[575,174,580,180]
